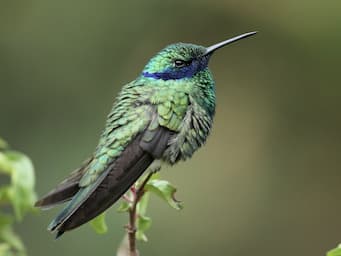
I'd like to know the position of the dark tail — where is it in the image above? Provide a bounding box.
[35,158,92,209]
[44,125,173,238]
[50,138,154,237]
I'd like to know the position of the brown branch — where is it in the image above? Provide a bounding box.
[126,172,153,256]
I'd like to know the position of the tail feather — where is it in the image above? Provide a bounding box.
[35,158,92,209]
[47,168,110,232]
[50,136,154,235]
[35,183,78,210]
[47,126,172,237]
[57,152,153,233]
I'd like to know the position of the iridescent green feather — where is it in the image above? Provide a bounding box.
[41,39,223,236]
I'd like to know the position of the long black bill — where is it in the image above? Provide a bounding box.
[205,31,257,55]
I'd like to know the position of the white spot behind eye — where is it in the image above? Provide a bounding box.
[174,59,192,68]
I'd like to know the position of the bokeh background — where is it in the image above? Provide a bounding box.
[1,0,341,255]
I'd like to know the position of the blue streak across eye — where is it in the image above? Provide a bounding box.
[143,56,209,81]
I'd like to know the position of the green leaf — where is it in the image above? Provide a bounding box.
[149,172,160,180]
[90,212,108,234]
[117,200,131,213]
[0,187,10,204]
[145,179,183,210]
[328,244,341,256]
[0,213,14,228]
[0,243,14,256]
[137,191,150,216]
[0,153,12,175]
[0,140,33,256]
[0,138,8,150]
[135,192,151,242]
[0,225,25,254]
[136,215,152,242]
[0,151,37,220]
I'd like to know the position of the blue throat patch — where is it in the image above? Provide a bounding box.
[143,56,209,81]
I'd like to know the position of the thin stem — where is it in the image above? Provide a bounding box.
[127,172,153,256]
[122,195,133,203]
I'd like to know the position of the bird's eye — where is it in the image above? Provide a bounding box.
[174,59,187,68]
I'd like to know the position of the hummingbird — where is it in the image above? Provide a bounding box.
[35,31,257,238]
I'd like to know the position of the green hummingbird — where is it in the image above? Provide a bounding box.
[35,31,257,238]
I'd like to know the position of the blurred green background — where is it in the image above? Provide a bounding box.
[1,0,341,255]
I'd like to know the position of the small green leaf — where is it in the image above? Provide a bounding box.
[117,200,131,213]
[0,153,12,175]
[136,230,148,242]
[0,140,34,256]
[137,192,150,216]
[145,179,183,210]
[0,213,14,228]
[0,243,13,256]
[328,244,341,256]
[0,186,10,204]
[149,172,160,180]
[136,215,152,242]
[0,225,25,253]
[0,138,8,150]
[90,212,108,234]
[0,151,37,220]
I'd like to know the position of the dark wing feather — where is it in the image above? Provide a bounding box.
[54,127,173,237]
[140,126,173,158]
[35,158,92,209]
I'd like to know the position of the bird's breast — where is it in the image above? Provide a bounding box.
[162,95,215,164]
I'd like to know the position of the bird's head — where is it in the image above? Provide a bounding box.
[142,31,257,81]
